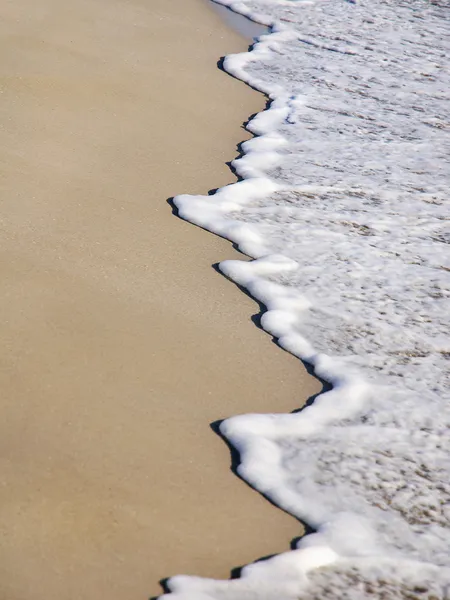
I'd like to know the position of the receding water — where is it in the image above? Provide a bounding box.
[209,1,269,41]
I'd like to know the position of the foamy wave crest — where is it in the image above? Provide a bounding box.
[164,0,450,597]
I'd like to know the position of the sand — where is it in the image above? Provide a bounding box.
[0,0,320,598]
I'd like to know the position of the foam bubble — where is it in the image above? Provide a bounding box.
[169,0,450,597]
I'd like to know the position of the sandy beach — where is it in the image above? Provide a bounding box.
[0,0,320,598]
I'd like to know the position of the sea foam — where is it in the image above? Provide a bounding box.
[165,0,450,597]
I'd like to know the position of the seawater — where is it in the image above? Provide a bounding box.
[208,0,269,41]
[165,0,450,598]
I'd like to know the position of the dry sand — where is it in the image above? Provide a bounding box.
[0,0,320,598]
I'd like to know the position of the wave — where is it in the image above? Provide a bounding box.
[163,0,450,597]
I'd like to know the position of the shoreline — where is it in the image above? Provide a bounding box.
[0,0,320,598]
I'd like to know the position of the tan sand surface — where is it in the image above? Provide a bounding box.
[0,0,320,598]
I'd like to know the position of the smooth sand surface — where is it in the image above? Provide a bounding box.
[0,0,320,598]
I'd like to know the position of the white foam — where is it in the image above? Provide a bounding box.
[167,0,450,597]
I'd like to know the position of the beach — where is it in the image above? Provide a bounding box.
[0,0,320,598]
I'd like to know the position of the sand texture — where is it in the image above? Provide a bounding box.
[0,0,320,598]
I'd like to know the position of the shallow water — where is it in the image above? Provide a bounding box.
[208,0,269,41]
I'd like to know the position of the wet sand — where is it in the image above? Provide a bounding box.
[0,0,320,598]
